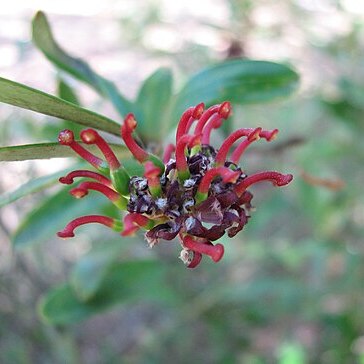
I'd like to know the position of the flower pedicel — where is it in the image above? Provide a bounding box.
[57,102,293,268]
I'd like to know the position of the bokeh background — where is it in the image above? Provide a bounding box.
[1,1,364,363]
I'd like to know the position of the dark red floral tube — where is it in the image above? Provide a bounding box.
[163,143,176,164]
[121,213,154,236]
[235,171,293,196]
[121,114,149,163]
[57,215,123,238]
[194,102,231,136]
[59,170,113,187]
[175,134,201,181]
[230,128,278,164]
[182,235,224,263]
[121,113,165,170]
[195,167,240,203]
[144,161,162,197]
[176,102,204,141]
[215,128,259,166]
[58,129,108,173]
[80,129,120,170]
[70,181,127,210]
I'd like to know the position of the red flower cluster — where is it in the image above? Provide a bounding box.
[57,102,293,268]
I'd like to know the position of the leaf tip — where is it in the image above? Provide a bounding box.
[32,10,51,43]
[32,10,47,27]
[33,10,46,20]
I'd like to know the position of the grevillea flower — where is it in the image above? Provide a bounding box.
[57,102,293,268]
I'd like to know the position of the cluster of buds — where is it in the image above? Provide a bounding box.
[57,102,293,268]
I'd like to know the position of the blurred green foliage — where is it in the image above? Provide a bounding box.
[0,1,363,364]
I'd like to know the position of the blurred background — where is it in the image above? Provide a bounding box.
[1,0,364,363]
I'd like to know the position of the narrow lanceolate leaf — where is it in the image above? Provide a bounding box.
[0,77,121,136]
[0,142,129,161]
[135,68,173,141]
[173,59,299,118]
[0,167,76,208]
[32,11,134,117]
[39,260,177,326]
[58,78,80,106]
[49,77,85,135]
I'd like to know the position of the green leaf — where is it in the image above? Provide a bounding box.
[39,260,176,325]
[39,77,84,136]
[135,68,173,141]
[0,142,129,161]
[32,11,133,117]
[70,241,124,301]
[12,187,107,248]
[0,167,76,208]
[122,158,145,177]
[58,78,80,106]
[173,59,299,118]
[0,77,121,136]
